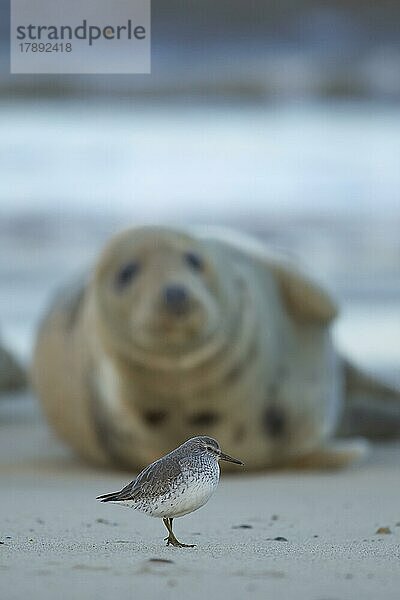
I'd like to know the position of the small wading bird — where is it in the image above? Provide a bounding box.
[97,436,244,547]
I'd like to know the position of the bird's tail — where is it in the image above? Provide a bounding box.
[97,481,134,502]
[96,491,121,502]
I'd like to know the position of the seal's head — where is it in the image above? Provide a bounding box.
[92,227,241,367]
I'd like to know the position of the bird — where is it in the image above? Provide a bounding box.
[96,436,244,547]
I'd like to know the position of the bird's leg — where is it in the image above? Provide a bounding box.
[163,518,195,548]
[163,518,175,544]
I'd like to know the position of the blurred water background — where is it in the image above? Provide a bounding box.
[0,0,399,388]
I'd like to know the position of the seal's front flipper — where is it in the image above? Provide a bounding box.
[289,439,369,470]
[339,361,400,439]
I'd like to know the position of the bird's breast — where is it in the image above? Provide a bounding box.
[143,461,219,519]
[162,474,218,518]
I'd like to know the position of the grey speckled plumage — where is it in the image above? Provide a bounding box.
[97,436,243,547]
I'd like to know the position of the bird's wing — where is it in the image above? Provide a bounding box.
[115,457,183,501]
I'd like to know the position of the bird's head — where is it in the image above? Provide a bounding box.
[189,436,244,465]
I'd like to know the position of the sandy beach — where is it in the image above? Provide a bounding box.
[1,393,400,600]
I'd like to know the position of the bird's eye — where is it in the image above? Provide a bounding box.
[184,251,204,272]
[115,262,140,290]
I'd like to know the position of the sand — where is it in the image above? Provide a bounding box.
[1,393,400,600]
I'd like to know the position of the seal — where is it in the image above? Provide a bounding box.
[32,226,400,470]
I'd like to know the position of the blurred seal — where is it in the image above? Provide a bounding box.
[32,226,400,470]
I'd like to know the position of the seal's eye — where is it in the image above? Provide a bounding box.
[115,262,140,290]
[184,251,204,272]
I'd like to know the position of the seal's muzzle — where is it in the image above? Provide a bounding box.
[163,283,190,316]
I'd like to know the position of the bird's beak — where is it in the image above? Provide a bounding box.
[219,451,244,465]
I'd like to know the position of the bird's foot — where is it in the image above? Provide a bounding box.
[164,535,195,548]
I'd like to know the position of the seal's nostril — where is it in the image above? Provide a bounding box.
[163,284,189,315]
